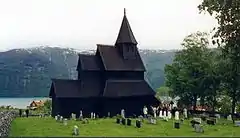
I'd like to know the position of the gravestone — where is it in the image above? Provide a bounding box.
[108,112,110,118]
[152,107,157,118]
[159,110,163,118]
[191,119,201,128]
[183,108,188,119]
[60,116,63,123]
[127,118,131,126]
[194,124,204,133]
[193,117,201,124]
[136,120,141,128]
[121,118,126,125]
[82,118,89,124]
[235,121,240,127]
[71,113,76,120]
[63,118,68,126]
[73,125,79,136]
[55,116,58,121]
[227,114,232,121]
[116,118,120,124]
[215,114,220,119]
[138,115,144,122]
[175,111,179,121]
[57,115,61,121]
[174,122,180,129]
[93,113,96,119]
[90,112,93,119]
[121,109,125,119]
[167,111,172,119]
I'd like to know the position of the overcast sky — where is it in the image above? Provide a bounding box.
[0,0,217,51]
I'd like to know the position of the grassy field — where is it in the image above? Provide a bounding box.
[9,117,240,137]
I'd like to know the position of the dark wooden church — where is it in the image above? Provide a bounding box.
[49,9,160,118]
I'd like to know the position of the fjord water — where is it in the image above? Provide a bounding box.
[0,97,50,109]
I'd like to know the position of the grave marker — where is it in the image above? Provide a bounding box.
[175,111,179,121]
[73,125,79,136]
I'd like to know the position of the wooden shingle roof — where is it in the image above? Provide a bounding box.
[77,54,100,71]
[50,79,101,98]
[103,79,155,97]
[97,44,145,71]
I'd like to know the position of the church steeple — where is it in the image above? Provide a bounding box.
[115,8,138,45]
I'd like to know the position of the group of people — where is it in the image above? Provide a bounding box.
[19,109,30,117]
[143,103,179,118]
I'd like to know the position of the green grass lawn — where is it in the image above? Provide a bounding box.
[9,117,240,137]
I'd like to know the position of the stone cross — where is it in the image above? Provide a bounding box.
[175,111,179,121]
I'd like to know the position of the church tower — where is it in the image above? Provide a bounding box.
[115,8,138,59]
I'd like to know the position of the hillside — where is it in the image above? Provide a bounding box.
[0,46,175,97]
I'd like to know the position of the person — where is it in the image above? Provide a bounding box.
[19,109,22,117]
[151,106,157,118]
[25,109,29,118]
[143,106,148,118]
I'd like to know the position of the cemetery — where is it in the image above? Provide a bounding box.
[8,108,240,137]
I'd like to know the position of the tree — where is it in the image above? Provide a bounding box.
[165,31,210,110]
[199,0,240,123]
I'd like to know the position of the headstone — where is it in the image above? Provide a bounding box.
[159,110,163,118]
[136,120,141,128]
[167,111,172,119]
[55,116,58,121]
[193,117,202,124]
[63,118,68,126]
[121,109,125,119]
[183,108,188,119]
[57,115,61,121]
[73,125,79,136]
[235,121,240,127]
[215,114,220,119]
[90,112,93,119]
[175,111,179,121]
[60,116,63,123]
[93,113,96,119]
[194,124,204,133]
[174,122,180,129]
[121,118,126,125]
[227,114,232,121]
[71,113,76,120]
[108,112,110,117]
[79,110,83,121]
[116,118,120,124]
[127,118,131,126]
[150,118,157,124]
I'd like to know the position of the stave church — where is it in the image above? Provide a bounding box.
[49,9,160,118]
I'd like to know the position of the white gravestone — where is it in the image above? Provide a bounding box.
[175,111,179,121]
[163,111,167,118]
[235,121,240,127]
[108,112,110,117]
[93,113,96,119]
[90,112,93,119]
[121,109,125,118]
[63,118,68,126]
[55,116,58,121]
[79,110,83,120]
[193,117,202,124]
[159,110,163,118]
[227,114,232,121]
[73,125,79,136]
[60,116,63,122]
[71,113,76,120]
[167,111,172,119]
[183,108,188,119]
[194,124,204,133]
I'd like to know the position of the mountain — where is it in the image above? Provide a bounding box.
[0,46,176,97]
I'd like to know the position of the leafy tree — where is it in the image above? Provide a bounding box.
[165,31,210,110]
[199,0,240,122]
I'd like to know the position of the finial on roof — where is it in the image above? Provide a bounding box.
[124,8,126,16]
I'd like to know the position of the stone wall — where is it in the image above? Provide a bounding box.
[0,111,18,137]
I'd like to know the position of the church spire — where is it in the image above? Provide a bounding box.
[115,8,138,45]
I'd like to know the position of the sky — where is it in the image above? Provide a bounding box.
[0,0,218,51]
